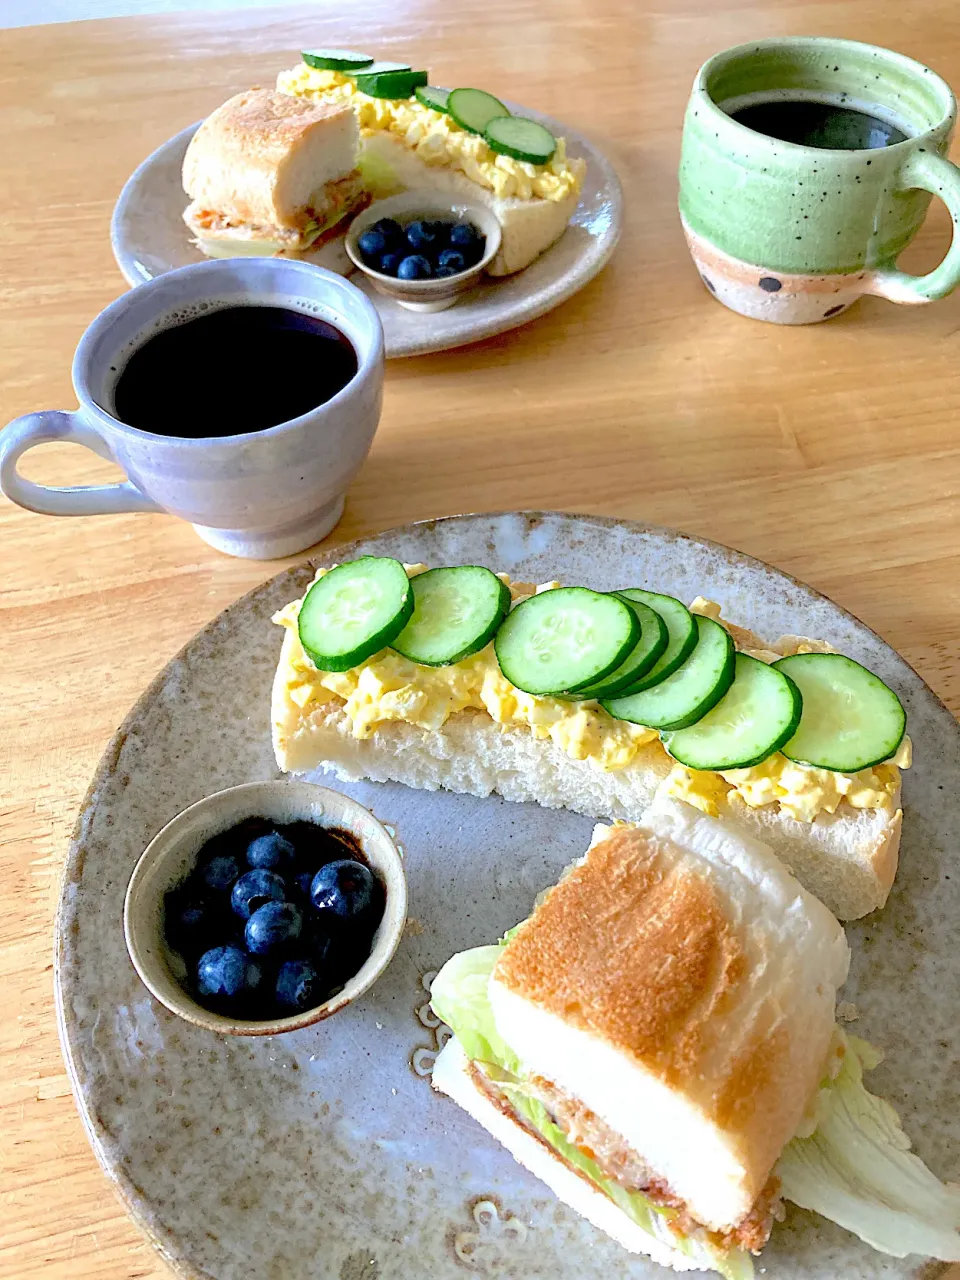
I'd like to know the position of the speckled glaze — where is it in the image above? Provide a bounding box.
[679,38,960,322]
[111,104,622,358]
[56,511,958,1280]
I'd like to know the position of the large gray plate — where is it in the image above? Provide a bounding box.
[56,511,958,1280]
[110,105,621,359]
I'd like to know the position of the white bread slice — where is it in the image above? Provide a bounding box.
[182,89,359,233]
[489,803,851,1233]
[358,131,579,275]
[431,1037,703,1272]
[272,620,901,921]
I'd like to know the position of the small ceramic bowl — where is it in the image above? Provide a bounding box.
[345,191,502,313]
[123,780,407,1036]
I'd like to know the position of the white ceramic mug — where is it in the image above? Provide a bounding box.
[0,258,384,558]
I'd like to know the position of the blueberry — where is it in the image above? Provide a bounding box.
[295,869,315,897]
[357,229,388,262]
[378,251,403,276]
[405,220,436,251]
[397,254,433,280]
[196,945,261,999]
[310,859,376,922]
[165,890,225,957]
[449,222,479,249]
[231,868,287,920]
[246,831,295,871]
[200,854,241,892]
[437,249,466,274]
[245,900,303,955]
[435,266,459,278]
[372,217,403,245]
[276,958,324,1011]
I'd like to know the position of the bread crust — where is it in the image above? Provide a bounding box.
[489,810,849,1228]
[182,89,355,230]
[495,826,746,1086]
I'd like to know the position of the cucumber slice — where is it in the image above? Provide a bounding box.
[297,557,413,673]
[391,566,510,666]
[301,49,374,71]
[568,598,668,699]
[774,652,906,772]
[447,87,510,136]
[355,68,428,99]
[602,615,735,730]
[348,59,411,76]
[661,654,802,770]
[495,588,640,696]
[415,85,450,113]
[484,116,557,165]
[614,589,698,693]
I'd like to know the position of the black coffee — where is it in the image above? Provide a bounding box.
[112,305,358,437]
[728,99,908,150]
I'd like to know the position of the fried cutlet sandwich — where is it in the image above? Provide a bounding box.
[182,88,367,260]
[429,798,960,1276]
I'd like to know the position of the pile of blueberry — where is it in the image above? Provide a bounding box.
[163,817,385,1019]
[357,217,485,281]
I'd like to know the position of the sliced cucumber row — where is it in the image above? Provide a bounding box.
[775,652,906,772]
[391,566,510,666]
[603,615,735,730]
[295,557,906,775]
[301,51,560,158]
[495,588,639,696]
[661,653,801,770]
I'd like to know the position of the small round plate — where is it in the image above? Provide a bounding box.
[56,511,960,1280]
[110,104,621,358]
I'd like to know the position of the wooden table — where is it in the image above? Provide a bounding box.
[2,1,959,1276]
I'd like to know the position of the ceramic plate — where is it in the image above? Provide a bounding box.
[56,511,958,1280]
[111,106,622,359]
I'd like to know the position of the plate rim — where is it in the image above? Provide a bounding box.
[109,105,623,358]
[54,509,958,1280]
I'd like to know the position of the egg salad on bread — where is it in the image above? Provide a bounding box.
[276,65,586,274]
[273,565,908,824]
[272,562,907,919]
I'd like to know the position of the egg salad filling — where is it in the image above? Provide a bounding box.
[273,568,909,823]
[276,65,586,203]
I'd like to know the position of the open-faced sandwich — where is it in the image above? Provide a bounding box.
[271,558,909,919]
[182,88,368,263]
[429,798,960,1276]
[276,48,587,275]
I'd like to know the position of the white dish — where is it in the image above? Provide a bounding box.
[111,103,622,358]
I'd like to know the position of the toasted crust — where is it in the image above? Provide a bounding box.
[494,826,745,1085]
[488,807,850,1228]
[182,89,356,230]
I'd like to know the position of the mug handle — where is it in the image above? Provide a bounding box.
[868,150,960,303]
[0,410,162,516]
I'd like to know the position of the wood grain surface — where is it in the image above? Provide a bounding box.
[1,2,959,1277]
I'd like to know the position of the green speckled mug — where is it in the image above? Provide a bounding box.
[679,37,960,323]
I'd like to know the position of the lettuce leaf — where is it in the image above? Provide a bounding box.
[429,945,753,1280]
[777,1032,960,1260]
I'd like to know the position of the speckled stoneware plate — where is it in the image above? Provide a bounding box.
[56,511,958,1280]
[111,106,621,359]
